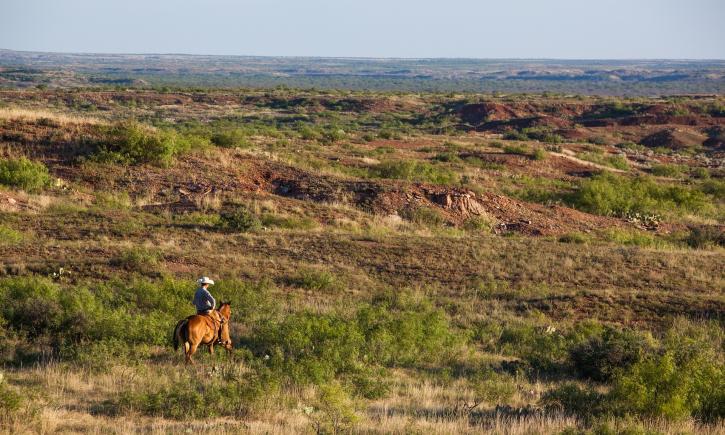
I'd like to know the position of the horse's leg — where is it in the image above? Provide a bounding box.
[209,344,218,372]
[187,341,199,365]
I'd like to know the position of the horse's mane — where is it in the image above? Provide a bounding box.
[217,301,232,319]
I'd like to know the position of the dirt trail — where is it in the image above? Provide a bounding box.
[550,151,629,173]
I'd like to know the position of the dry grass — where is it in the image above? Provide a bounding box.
[4,362,723,435]
[0,107,107,126]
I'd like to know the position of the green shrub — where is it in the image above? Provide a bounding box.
[616,142,647,153]
[699,179,724,201]
[299,125,321,141]
[0,275,203,352]
[260,213,317,230]
[568,173,713,218]
[503,144,530,155]
[684,226,724,249]
[347,368,389,400]
[322,127,347,144]
[290,269,340,292]
[603,229,667,248]
[432,152,462,163]
[523,127,563,144]
[588,136,608,145]
[211,129,252,148]
[558,232,589,244]
[462,156,506,170]
[540,383,608,422]
[357,291,458,367]
[305,381,359,434]
[370,160,459,185]
[532,148,548,161]
[706,103,725,117]
[692,167,711,180]
[371,146,396,156]
[498,324,570,373]
[600,102,637,118]
[254,312,365,384]
[610,320,724,422]
[97,121,203,166]
[249,290,457,384]
[219,205,261,232]
[503,130,529,141]
[111,247,161,274]
[378,129,401,140]
[0,226,23,245]
[650,164,685,178]
[469,371,516,406]
[462,215,494,233]
[115,375,263,419]
[579,152,630,170]
[0,378,23,415]
[504,127,563,143]
[0,157,51,192]
[0,276,64,339]
[606,155,630,171]
[611,353,697,421]
[210,279,279,329]
[570,328,652,382]
[495,321,604,374]
[400,206,447,227]
[92,191,132,211]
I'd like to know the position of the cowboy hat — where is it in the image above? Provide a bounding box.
[197,276,215,285]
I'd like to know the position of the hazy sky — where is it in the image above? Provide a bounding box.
[2,0,724,59]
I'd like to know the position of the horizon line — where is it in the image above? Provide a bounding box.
[2,48,724,63]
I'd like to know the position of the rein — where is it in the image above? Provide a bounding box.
[204,309,228,345]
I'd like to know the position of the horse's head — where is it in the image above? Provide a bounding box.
[217,301,233,350]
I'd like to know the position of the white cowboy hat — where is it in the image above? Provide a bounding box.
[197,276,215,285]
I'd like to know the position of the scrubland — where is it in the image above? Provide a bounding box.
[0,88,723,434]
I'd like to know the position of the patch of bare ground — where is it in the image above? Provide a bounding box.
[639,127,709,150]
[48,148,623,236]
[453,99,724,151]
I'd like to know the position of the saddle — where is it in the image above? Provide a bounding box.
[196,310,224,345]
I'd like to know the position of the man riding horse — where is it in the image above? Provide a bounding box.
[173,276,233,364]
[194,277,221,321]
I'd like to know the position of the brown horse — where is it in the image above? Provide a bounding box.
[173,302,233,364]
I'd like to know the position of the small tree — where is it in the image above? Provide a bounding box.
[219,205,261,232]
[305,382,358,434]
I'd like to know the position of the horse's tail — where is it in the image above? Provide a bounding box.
[173,319,188,352]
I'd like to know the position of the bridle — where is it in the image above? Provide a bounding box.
[210,308,231,347]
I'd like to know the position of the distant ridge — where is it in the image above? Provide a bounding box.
[1,49,723,95]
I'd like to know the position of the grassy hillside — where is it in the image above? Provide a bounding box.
[0,88,723,433]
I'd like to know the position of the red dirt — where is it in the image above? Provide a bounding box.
[639,128,708,150]
[364,139,437,150]
[0,191,36,213]
[459,102,523,124]
[46,147,626,237]
[453,101,724,143]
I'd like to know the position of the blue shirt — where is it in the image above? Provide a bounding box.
[193,287,216,312]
